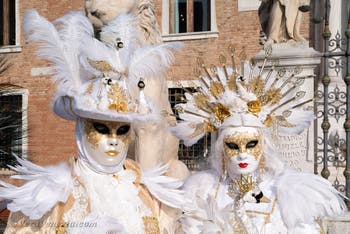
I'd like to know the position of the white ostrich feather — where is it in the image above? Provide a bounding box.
[169,121,206,147]
[54,11,94,41]
[276,169,347,230]
[100,13,143,55]
[0,155,73,220]
[181,171,233,234]
[280,108,314,135]
[140,164,185,209]
[80,35,124,73]
[23,9,81,95]
[54,11,123,77]
[129,42,183,80]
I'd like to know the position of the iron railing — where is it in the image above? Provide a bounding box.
[313,0,350,207]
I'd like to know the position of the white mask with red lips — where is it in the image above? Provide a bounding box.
[222,127,263,178]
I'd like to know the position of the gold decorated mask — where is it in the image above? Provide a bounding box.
[223,131,262,159]
[85,120,130,149]
[83,119,131,167]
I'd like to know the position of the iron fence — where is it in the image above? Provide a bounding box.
[313,0,350,207]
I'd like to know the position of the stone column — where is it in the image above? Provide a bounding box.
[253,42,321,173]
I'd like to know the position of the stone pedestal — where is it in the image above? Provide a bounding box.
[322,212,350,234]
[253,42,321,173]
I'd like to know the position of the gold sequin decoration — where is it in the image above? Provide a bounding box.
[223,131,262,159]
[142,216,160,234]
[85,120,130,149]
[108,83,128,112]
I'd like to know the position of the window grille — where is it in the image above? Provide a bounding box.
[0,89,25,169]
[168,87,210,171]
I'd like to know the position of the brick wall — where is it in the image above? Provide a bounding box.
[156,0,311,82]
[0,0,311,167]
[0,1,84,168]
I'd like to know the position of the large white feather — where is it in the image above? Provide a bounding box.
[54,11,124,80]
[181,170,234,233]
[169,121,206,147]
[100,13,143,62]
[129,42,183,81]
[140,164,185,209]
[23,9,81,95]
[276,169,347,230]
[0,156,73,220]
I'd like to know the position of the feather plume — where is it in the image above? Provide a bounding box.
[0,155,73,220]
[100,13,142,54]
[181,171,234,233]
[129,42,183,80]
[276,169,347,230]
[169,121,206,147]
[23,9,81,95]
[140,164,185,209]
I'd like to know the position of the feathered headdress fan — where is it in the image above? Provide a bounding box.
[23,9,181,122]
[168,45,314,146]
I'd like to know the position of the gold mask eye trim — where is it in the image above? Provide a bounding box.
[85,120,131,148]
[223,131,262,159]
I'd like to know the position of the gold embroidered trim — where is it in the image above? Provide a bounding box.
[245,198,278,224]
[142,216,160,234]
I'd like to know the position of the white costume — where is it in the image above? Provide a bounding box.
[0,9,183,234]
[170,48,347,233]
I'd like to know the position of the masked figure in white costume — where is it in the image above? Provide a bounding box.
[0,10,184,234]
[170,48,347,233]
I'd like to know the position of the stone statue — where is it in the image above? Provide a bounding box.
[259,0,311,44]
[85,0,190,180]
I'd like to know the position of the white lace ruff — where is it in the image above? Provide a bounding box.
[66,160,152,234]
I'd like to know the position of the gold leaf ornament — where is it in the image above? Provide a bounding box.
[107,83,128,112]
[212,103,231,122]
[247,99,262,115]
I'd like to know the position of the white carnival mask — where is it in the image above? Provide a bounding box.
[82,119,131,167]
[223,127,262,176]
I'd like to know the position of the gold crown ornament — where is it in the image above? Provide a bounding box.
[169,45,314,146]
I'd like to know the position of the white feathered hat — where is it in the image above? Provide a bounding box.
[23,9,181,123]
[169,45,314,146]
